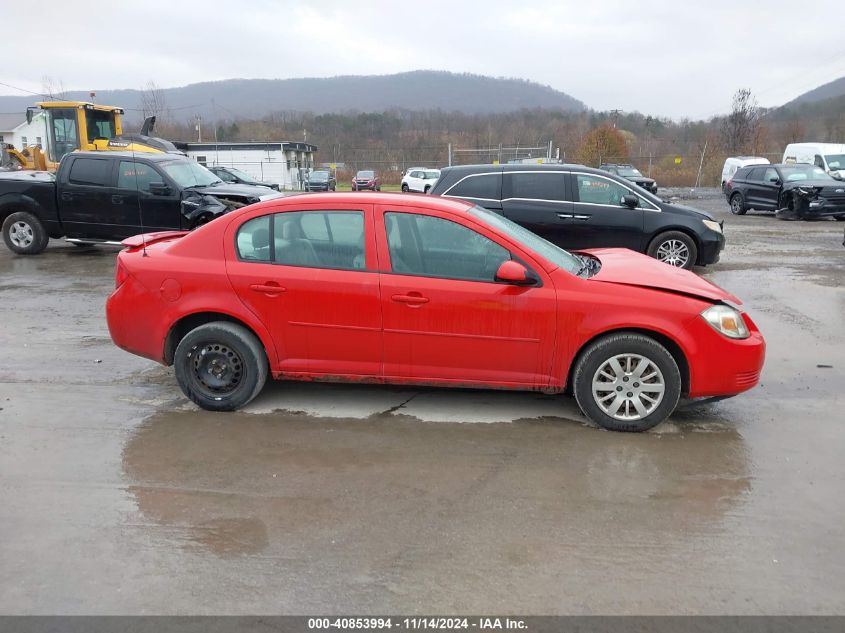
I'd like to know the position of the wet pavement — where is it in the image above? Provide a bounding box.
[1,192,844,614]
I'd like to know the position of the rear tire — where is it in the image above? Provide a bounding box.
[174,322,268,411]
[424,185,431,194]
[646,230,698,269]
[573,333,682,432]
[2,211,49,255]
[730,193,747,215]
[401,183,409,192]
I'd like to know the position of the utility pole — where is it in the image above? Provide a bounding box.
[195,115,202,142]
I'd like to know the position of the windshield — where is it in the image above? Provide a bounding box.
[824,154,845,170]
[226,167,257,182]
[617,166,643,177]
[310,171,329,181]
[357,170,375,179]
[469,205,582,275]
[162,160,222,187]
[780,165,832,182]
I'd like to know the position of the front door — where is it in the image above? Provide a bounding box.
[376,206,556,386]
[225,205,382,377]
[116,159,182,234]
[567,172,647,250]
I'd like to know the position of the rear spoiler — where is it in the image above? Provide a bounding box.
[121,231,189,250]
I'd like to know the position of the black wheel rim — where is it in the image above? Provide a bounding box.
[188,341,244,398]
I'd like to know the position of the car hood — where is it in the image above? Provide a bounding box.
[582,248,740,303]
[782,179,843,190]
[662,202,715,221]
[191,183,283,200]
[625,175,655,184]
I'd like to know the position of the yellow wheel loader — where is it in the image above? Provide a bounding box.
[0,101,181,172]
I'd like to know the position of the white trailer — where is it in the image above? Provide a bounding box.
[180,141,318,190]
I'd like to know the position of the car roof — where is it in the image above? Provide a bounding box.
[440,162,589,175]
[71,150,187,163]
[240,191,475,217]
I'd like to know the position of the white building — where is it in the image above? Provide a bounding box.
[0,112,49,151]
[178,141,318,191]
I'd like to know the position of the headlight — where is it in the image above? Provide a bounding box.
[703,219,722,233]
[701,305,749,339]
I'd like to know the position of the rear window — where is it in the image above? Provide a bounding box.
[68,158,112,187]
[507,172,566,202]
[446,173,500,200]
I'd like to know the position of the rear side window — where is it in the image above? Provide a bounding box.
[747,167,766,181]
[446,173,500,200]
[507,172,567,201]
[236,211,366,269]
[68,158,113,187]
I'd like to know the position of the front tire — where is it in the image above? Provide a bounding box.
[2,211,49,255]
[730,193,747,215]
[647,230,697,269]
[834,215,845,221]
[424,185,431,194]
[174,322,268,411]
[573,333,682,432]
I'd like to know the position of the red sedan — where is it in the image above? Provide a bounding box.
[106,193,765,432]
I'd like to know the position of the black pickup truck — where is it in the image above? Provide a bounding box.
[0,151,284,254]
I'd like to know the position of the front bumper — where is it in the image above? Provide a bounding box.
[697,227,725,265]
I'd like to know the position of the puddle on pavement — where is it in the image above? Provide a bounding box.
[122,403,751,559]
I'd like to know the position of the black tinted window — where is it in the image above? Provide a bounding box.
[747,167,766,181]
[68,158,112,187]
[507,172,567,201]
[385,212,509,282]
[447,173,500,200]
[117,161,161,192]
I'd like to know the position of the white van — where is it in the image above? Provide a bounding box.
[782,143,845,179]
[721,156,770,191]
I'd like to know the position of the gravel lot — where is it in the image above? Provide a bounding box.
[1,189,843,614]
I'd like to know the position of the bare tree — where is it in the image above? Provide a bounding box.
[140,81,167,120]
[41,76,67,99]
[721,88,760,154]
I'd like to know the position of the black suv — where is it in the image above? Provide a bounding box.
[724,163,845,220]
[429,164,724,269]
[599,163,658,193]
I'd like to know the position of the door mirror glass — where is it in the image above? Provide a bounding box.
[148,181,171,196]
[495,260,535,285]
[621,194,639,208]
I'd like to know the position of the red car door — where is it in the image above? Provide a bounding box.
[374,204,557,387]
[224,204,382,377]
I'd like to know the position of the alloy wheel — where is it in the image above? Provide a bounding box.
[591,353,666,421]
[655,239,689,267]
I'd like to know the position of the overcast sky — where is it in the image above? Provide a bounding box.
[2,0,844,119]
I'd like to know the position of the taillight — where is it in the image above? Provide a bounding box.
[115,259,129,289]
[725,179,733,189]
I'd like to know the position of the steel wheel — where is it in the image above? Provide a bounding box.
[591,353,666,422]
[655,239,690,267]
[189,342,244,399]
[8,220,34,249]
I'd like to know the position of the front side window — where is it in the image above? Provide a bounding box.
[575,174,641,207]
[68,157,112,187]
[507,172,566,201]
[236,211,365,270]
[446,173,500,200]
[48,108,79,162]
[118,161,161,192]
[385,212,509,282]
[85,110,116,142]
[825,154,845,170]
[763,167,779,183]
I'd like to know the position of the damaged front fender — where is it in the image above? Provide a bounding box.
[181,192,248,228]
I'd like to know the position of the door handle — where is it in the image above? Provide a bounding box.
[60,192,73,201]
[556,213,573,219]
[111,195,124,204]
[573,214,591,220]
[250,283,286,295]
[391,293,429,305]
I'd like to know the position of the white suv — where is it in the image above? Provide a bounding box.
[401,168,440,193]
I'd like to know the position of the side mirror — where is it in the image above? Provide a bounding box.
[495,260,536,286]
[621,194,639,208]
[148,181,171,196]
[770,177,781,185]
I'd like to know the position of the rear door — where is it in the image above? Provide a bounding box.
[500,170,575,246]
[225,204,382,376]
[567,171,648,250]
[59,156,119,239]
[743,167,768,209]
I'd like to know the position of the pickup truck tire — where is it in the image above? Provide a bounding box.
[2,211,49,255]
[174,321,268,411]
